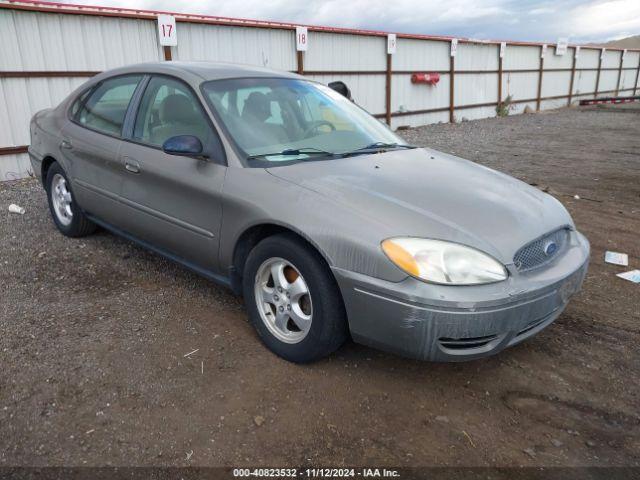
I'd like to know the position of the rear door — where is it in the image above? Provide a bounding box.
[117,75,227,273]
[61,75,144,224]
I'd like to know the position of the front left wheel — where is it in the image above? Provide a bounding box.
[242,233,349,363]
[45,162,97,237]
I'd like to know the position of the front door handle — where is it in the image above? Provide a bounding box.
[124,160,140,174]
[60,139,73,150]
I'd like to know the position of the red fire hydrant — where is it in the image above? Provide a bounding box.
[411,73,440,85]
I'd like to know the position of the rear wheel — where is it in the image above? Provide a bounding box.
[45,162,96,237]
[243,234,348,363]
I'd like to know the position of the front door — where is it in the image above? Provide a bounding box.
[117,75,227,273]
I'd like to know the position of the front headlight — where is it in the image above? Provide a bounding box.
[381,237,508,285]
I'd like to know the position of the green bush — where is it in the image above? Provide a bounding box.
[496,95,513,117]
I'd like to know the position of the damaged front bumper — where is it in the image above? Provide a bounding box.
[333,231,590,361]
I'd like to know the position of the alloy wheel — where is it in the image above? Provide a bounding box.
[254,257,313,344]
[51,173,73,226]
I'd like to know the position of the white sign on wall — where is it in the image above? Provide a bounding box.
[450,38,458,57]
[296,26,308,51]
[575,46,580,58]
[499,42,506,58]
[622,49,628,59]
[157,15,177,46]
[541,44,547,58]
[555,37,568,55]
[600,48,606,59]
[387,34,397,55]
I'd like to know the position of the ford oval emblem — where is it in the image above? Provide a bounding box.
[544,241,558,256]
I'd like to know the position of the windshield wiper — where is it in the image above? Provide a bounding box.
[247,143,416,161]
[340,142,417,157]
[247,147,338,161]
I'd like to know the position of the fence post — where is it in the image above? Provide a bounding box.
[497,43,503,110]
[536,45,545,111]
[296,51,304,75]
[163,46,172,61]
[449,40,456,123]
[385,53,392,125]
[594,49,603,98]
[449,56,455,123]
[568,48,577,106]
[615,50,623,96]
[634,54,640,96]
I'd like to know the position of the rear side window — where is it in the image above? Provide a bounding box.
[70,89,92,118]
[76,75,142,136]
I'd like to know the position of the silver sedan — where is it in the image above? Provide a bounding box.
[29,62,590,363]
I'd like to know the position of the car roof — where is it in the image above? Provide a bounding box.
[95,61,302,85]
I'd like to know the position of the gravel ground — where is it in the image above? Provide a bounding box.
[1,104,639,468]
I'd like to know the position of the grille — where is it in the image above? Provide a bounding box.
[513,228,569,272]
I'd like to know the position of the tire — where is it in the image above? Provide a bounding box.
[243,233,348,363]
[45,162,97,237]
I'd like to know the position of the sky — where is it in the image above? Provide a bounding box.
[45,0,639,44]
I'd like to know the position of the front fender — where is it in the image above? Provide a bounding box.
[218,167,408,283]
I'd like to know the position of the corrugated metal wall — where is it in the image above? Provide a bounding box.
[0,10,162,70]
[573,48,599,99]
[0,8,163,178]
[305,32,386,72]
[501,45,539,115]
[174,23,296,71]
[620,51,640,93]
[1,3,640,180]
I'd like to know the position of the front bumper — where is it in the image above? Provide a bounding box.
[332,231,590,361]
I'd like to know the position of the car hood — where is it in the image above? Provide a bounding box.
[266,148,573,264]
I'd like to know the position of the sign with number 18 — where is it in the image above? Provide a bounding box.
[296,26,308,51]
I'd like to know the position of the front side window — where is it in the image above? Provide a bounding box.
[133,76,214,148]
[201,78,406,166]
[76,75,142,136]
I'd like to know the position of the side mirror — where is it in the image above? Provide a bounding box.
[328,81,352,101]
[162,135,206,158]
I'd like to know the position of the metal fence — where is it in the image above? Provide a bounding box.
[2,0,640,180]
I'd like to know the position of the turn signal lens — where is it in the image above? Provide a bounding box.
[381,239,420,277]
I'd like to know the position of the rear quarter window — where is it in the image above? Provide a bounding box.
[75,75,142,136]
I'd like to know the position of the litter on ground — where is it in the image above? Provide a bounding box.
[605,251,629,266]
[8,204,25,214]
[616,270,640,283]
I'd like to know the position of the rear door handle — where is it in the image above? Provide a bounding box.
[60,139,73,149]
[124,159,141,174]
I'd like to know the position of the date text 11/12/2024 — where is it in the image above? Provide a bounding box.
[232,468,400,477]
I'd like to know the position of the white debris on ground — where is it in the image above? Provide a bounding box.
[605,251,629,266]
[604,251,637,284]
[8,204,25,214]
[617,270,640,283]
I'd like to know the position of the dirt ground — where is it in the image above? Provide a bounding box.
[1,104,639,469]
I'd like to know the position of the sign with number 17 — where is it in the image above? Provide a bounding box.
[158,15,177,46]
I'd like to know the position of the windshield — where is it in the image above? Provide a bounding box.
[201,77,407,166]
